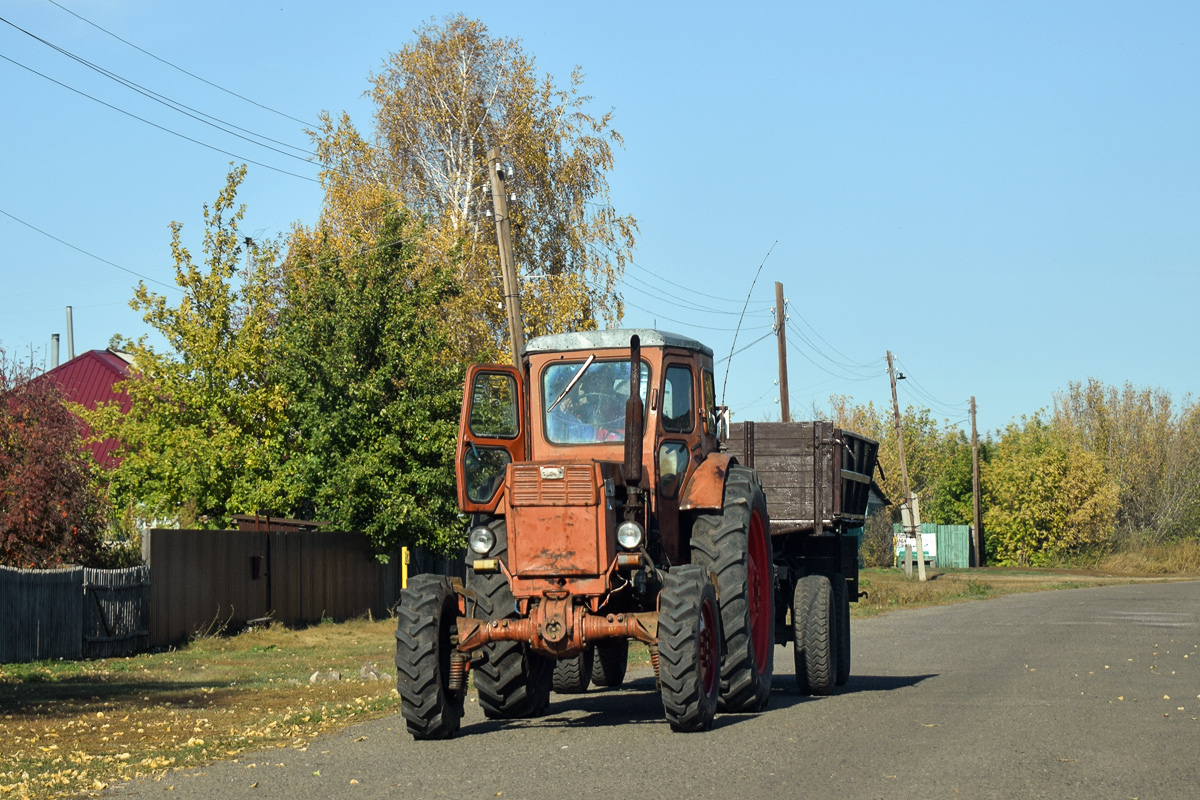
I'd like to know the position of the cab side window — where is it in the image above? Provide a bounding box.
[662,365,694,433]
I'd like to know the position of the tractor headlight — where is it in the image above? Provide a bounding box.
[616,520,644,550]
[468,525,496,555]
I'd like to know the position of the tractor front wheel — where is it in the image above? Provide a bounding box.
[658,565,721,733]
[395,575,464,740]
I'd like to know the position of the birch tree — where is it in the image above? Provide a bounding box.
[292,15,636,360]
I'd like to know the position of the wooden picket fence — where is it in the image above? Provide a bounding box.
[0,565,150,663]
[83,566,150,659]
[0,566,84,663]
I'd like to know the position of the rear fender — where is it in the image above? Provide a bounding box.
[679,453,737,512]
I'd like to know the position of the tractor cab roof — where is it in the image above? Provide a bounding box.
[523,328,713,359]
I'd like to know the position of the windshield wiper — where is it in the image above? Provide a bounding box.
[546,354,596,413]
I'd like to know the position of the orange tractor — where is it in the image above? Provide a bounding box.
[395,329,877,736]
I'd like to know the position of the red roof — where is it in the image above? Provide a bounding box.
[39,350,133,469]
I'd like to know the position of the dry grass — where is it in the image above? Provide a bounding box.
[1096,539,1200,574]
[0,618,403,799]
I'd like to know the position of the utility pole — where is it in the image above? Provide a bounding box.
[487,146,524,367]
[971,396,983,567]
[887,350,926,581]
[774,281,790,422]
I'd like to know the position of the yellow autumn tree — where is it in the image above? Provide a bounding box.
[983,414,1119,565]
[291,15,636,361]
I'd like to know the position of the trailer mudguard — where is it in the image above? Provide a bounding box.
[679,452,737,512]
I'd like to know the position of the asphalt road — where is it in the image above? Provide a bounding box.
[106,580,1200,800]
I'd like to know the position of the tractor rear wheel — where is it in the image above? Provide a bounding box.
[592,639,629,688]
[658,565,721,733]
[552,647,594,694]
[832,575,851,686]
[689,466,774,712]
[395,575,464,740]
[465,517,552,718]
[793,573,837,696]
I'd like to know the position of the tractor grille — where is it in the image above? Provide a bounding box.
[509,464,597,506]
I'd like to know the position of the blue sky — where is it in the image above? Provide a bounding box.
[2,1,1197,435]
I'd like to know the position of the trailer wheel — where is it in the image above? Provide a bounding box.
[659,566,721,732]
[591,639,629,688]
[552,647,594,694]
[832,575,851,686]
[793,573,837,695]
[465,517,553,719]
[689,465,774,713]
[395,575,464,740]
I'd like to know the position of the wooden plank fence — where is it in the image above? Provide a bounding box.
[146,529,465,648]
[83,566,150,659]
[0,566,84,663]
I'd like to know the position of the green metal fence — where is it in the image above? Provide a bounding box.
[893,523,972,568]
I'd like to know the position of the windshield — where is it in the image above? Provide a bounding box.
[542,360,649,444]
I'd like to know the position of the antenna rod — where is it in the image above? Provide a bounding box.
[721,241,776,406]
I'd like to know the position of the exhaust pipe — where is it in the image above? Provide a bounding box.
[622,335,643,485]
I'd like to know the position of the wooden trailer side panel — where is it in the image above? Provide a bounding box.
[726,421,877,535]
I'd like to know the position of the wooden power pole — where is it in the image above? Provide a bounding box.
[971,396,983,567]
[774,281,791,422]
[887,351,926,581]
[487,146,525,367]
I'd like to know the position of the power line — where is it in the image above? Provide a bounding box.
[714,330,774,365]
[0,206,178,291]
[621,269,773,317]
[782,312,884,376]
[44,0,316,128]
[791,304,880,370]
[0,52,321,183]
[584,241,773,314]
[620,296,772,332]
[1,16,315,161]
[589,237,775,308]
[894,356,969,416]
[785,331,884,383]
[3,14,417,192]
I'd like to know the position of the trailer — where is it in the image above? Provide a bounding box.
[725,420,879,692]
